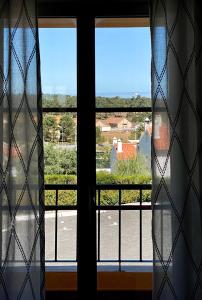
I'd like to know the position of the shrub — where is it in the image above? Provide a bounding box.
[96,171,151,184]
[44,172,151,206]
[45,174,77,184]
[45,190,77,206]
[114,154,151,177]
[96,189,151,206]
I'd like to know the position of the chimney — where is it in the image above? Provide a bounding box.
[113,137,118,145]
[117,139,122,153]
[144,117,150,132]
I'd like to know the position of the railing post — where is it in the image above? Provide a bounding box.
[55,189,58,262]
[140,188,142,262]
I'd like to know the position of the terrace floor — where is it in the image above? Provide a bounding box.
[45,209,153,264]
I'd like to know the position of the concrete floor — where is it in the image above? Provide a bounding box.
[45,209,153,263]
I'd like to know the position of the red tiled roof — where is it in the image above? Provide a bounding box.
[96,119,108,126]
[154,126,170,151]
[114,143,137,160]
[106,117,126,125]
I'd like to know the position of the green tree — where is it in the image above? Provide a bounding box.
[43,114,59,142]
[44,143,63,174]
[128,130,137,140]
[96,127,105,144]
[129,112,151,123]
[44,143,77,175]
[60,149,77,175]
[128,123,145,140]
[64,95,77,107]
[59,113,75,143]
[42,94,60,107]
[96,146,111,168]
[135,123,145,139]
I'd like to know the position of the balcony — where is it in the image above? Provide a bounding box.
[45,183,152,268]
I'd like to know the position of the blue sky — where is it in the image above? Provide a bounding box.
[39,27,151,98]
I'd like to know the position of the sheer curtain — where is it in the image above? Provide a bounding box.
[0,1,44,299]
[150,0,202,299]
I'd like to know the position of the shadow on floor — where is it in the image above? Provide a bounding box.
[46,291,152,300]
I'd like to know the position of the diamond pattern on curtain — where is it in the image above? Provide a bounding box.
[0,0,44,299]
[150,0,202,299]
[150,0,202,300]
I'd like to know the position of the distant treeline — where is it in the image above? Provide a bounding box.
[42,94,151,108]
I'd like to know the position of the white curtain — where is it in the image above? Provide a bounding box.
[151,0,202,299]
[0,1,45,299]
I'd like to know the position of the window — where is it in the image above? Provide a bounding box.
[38,4,152,295]
[95,18,152,270]
[39,19,78,268]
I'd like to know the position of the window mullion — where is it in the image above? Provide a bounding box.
[77,15,97,299]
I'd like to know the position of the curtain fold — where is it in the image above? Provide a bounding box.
[0,1,44,299]
[151,0,202,299]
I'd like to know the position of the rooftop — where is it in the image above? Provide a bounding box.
[114,142,137,160]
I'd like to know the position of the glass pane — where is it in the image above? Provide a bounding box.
[142,210,153,260]
[43,113,77,184]
[58,190,77,206]
[96,112,152,184]
[45,210,55,260]
[96,190,119,206]
[95,18,151,107]
[57,210,77,261]
[121,211,140,260]
[99,210,119,260]
[142,190,152,202]
[39,19,77,107]
[121,190,140,204]
[45,190,55,206]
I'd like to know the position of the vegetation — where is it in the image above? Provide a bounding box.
[59,114,75,143]
[45,172,151,185]
[96,127,105,144]
[43,94,152,206]
[44,143,76,175]
[45,188,151,206]
[42,94,76,108]
[113,155,151,177]
[42,94,151,109]
[43,114,59,142]
[96,189,151,206]
[45,190,77,206]
[96,94,151,108]
[45,172,151,206]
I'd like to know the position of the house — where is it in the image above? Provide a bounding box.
[96,117,132,132]
[110,137,138,171]
[138,118,152,165]
[153,114,170,177]
[138,116,170,175]
[105,117,132,129]
[96,119,111,132]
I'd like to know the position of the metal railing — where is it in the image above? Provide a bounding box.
[45,184,152,264]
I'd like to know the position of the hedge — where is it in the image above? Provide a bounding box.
[96,190,151,205]
[45,172,151,206]
[45,174,77,184]
[45,190,77,206]
[96,172,151,184]
[45,173,151,185]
